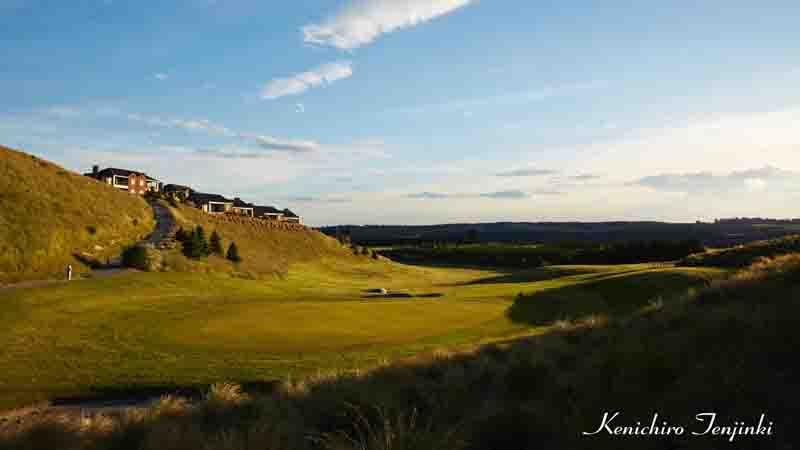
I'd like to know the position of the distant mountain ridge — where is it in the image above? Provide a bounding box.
[322,220,800,247]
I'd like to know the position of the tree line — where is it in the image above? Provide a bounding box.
[176,226,241,263]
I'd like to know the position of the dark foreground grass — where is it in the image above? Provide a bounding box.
[2,257,795,449]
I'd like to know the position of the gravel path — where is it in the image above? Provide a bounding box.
[143,200,178,248]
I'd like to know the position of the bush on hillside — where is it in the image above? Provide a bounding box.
[121,244,162,271]
[175,227,190,243]
[182,226,211,259]
[209,231,223,256]
[226,242,242,263]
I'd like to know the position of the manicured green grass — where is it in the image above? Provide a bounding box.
[0,259,722,411]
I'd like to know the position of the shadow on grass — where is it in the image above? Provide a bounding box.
[507,270,711,327]
[450,266,599,286]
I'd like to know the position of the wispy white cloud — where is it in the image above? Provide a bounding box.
[496,168,557,177]
[570,174,602,181]
[126,113,319,153]
[480,189,530,199]
[287,195,352,204]
[633,166,800,193]
[44,106,81,118]
[303,0,473,50]
[261,61,353,100]
[240,133,319,153]
[408,189,535,200]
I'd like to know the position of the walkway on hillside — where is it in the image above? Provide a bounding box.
[143,200,178,249]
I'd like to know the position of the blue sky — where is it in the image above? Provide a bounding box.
[2,0,800,225]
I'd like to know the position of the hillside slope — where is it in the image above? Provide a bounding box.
[164,203,364,277]
[680,234,800,268]
[0,146,154,284]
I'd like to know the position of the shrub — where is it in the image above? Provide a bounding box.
[209,231,224,256]
[226,242,242,263]
[122,245,148,269]
[183,226,210,259]
[122,244,162,271]
[175,227,190,243]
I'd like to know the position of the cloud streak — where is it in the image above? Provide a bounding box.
[408,190,536,200]
[126,113,319,153]
[261,61,353,100]
[480,190,530,199]
[302,0,473,50]
[633,166,800,193]
[496,168,557,177]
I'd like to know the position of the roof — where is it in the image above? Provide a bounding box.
[95,167,145,178]
[88,167,161,182]
[188,192,233,204]
[233,198,255,208]
[255,205,283,215]
[163,184,192,192]
[282,208,299,218]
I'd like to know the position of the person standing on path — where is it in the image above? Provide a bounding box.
[66,264,73,281]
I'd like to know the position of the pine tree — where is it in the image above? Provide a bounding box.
[226,242,242,263]
[175,227,189,243]
[209,231,223,255]
[195,226,210,256]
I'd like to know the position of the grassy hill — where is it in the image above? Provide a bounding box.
[680,234,800,268]
[3,257,793,449]
[161,203,359,278]
[0,146,154,284]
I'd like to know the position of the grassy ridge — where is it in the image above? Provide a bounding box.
[0,263,716,411]
[680,234,800,268]
[0,146,154,283]
[162,203,359,277]
[2,257,791,449]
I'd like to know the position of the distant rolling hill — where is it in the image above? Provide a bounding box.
[0,146,154,284]
[322,220,800,248]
